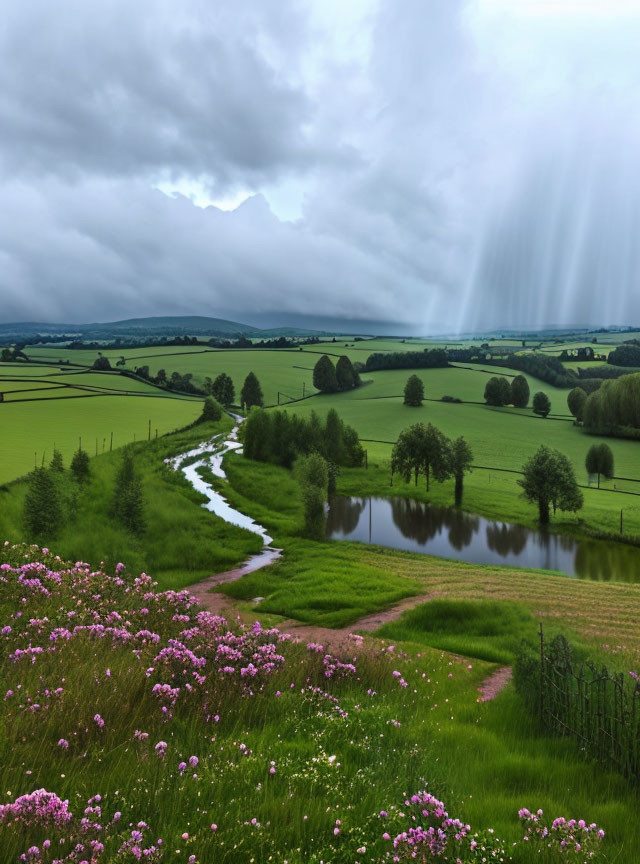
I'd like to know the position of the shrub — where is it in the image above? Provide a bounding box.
[200,396,223,423]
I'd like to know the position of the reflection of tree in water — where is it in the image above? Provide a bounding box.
[390,498,439,544]
[573,540,640,582]
[447,512,479,551]
[390,498,478,550]
[326,497,367,536]
[485,523,528,557]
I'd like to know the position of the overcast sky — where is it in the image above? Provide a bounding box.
[2,0,640,333]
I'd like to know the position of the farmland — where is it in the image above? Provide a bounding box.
[2,332,640,862]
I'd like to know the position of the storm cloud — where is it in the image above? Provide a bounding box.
[1,0,640,332]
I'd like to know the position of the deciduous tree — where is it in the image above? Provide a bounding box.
[585,443,614,489]
[510,375,530,408]
[404,375,425,407]
[518,446,583,525]
[313,355,338,393]
[533,391,551,418]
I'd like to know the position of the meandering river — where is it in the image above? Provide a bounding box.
[167,419,640,584]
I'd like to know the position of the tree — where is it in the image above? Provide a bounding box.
[391,424,425,487]
[23,467,63,540]
[484,376,511,406]
[518,446,583,525]
[391,422,451,491]
[92,354,111,371]
[422,424,451,491]
[532,391,551,418]
[212,373,235,406]
[156,369,168,387]
[313,355,338,393]
[200,396,222,422]
[297,452,329,540]
[404,375,424,407]
[70,448,90,484]
[335,355,359,391]
[241,372,264,409]
[242,408,273,462]
[567,387,587,423]
[585,443,614,489]
[510,375,530,408]
[449,437,473,507]
[112,449,145,535]
[49,449,64,472]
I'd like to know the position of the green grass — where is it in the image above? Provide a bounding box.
[2,546,640,862]
[375,598,536,663]
[0,386,203,484]
[0,416,262,586]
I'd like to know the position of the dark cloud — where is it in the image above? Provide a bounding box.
[0,0,639,331]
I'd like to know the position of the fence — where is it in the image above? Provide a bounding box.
[538,625,640,785]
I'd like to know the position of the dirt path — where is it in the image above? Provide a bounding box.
[477,665,512,701]
[175,422,512,702]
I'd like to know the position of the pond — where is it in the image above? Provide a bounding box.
[326,496,640,582]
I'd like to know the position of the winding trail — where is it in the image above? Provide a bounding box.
[169,418,512,701]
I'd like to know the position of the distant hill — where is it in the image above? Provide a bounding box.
[88,315,260,336]
[0,315,335,342]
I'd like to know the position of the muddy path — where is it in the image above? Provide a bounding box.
[171,419,512,701]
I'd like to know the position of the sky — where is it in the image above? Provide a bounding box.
[1,0,640,334]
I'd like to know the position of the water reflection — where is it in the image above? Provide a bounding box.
[486,523,527,557]
[326,496,640,583]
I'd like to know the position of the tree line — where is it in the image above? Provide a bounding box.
[580,373,640,438]
[242,407,364,471]
[312,355,361,393]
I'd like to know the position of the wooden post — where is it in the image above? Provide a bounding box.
[95,439,98,456]
[110,431,113,452]
[148,419,151,441]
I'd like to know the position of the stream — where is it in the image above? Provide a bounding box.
[166,416,281,578]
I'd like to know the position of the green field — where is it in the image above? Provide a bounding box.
[5,342,640,535]
[0,370,202,482]
[4,335,640,860]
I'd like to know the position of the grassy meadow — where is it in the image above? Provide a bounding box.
[2,335,640,861]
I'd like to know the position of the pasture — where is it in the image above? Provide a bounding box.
[0,362,202,483]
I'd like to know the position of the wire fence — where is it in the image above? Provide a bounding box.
[537,626,640,785]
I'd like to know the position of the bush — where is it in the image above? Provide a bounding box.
[200,396,223,422]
